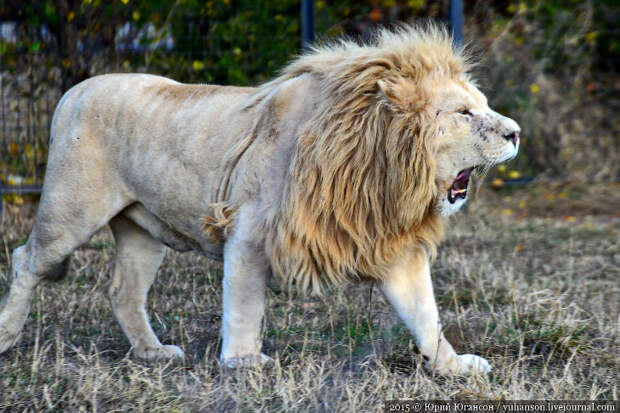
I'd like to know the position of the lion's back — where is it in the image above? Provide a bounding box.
[51,74,252,144]
[48,73,256,178]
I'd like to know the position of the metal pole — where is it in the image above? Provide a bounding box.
[449,0,464,46]
[301,0,315,51]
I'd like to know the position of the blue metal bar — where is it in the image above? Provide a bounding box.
[301,0,315,50]
[0,185,42,217]
[0,185,43,195]
[450,0,464,46]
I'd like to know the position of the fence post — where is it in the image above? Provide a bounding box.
[450,0,464,46]
[301,0,315,50]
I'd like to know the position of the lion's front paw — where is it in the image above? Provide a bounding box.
[428,354,491,376]
[220,353,274,369]
[134,344,184,360]
[454,354,491,375]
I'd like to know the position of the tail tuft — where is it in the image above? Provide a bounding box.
[201,202,234,243]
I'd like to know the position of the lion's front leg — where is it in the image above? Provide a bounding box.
[219,211,273,369]
[380,248,491,376]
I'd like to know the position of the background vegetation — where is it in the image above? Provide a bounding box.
[1,0,618,194]
[0,1,618,410]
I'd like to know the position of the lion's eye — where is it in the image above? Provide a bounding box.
[459,109,473,117]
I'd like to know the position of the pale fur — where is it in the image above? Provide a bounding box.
[259,27,466,294]
[0,25,519,375]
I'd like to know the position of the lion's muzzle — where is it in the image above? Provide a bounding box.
[503,131,519,146]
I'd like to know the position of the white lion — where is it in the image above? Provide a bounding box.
[0,26,519,375]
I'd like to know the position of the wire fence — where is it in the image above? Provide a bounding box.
[0,26,59,199]
[0,2,305,206]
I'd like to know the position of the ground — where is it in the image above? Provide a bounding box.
[0,183,618,411]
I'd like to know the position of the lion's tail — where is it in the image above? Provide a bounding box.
[201,202,234,243]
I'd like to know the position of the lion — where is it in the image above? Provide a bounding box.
[0,26,519,375]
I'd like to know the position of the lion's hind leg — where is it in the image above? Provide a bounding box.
[0,245,41,353]
[0,194,124,354]
[108,215,183,360]
[0,252,70,352]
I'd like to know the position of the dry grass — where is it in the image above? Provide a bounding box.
[0,184,618,411]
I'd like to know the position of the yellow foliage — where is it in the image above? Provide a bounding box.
[6,174,23,186]
[585,31,597,45]
[192,60,205,71]
[530,83,540,94]
[408,0,425,10]
[24,144,34,160]
[2,194,24,205]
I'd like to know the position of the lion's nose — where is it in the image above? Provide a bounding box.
[503,131,519,146]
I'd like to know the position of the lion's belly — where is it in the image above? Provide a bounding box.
[121,202,223,261]
[121,159,224,259]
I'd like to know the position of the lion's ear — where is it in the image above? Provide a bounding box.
[377,77,426,112]
[377,78,403,105]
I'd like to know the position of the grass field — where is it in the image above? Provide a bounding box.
[0,183,618,411]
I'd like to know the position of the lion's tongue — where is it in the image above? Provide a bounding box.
[454,168,472,190]
[448,168,473,203]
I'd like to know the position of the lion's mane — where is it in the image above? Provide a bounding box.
[216,26,472,294]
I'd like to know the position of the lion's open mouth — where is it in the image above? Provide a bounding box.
[448,167,474,204]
